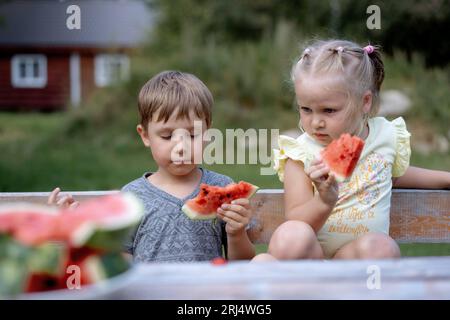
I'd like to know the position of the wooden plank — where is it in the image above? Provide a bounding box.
[112,256,450,300]
[22,257,450,299]
[390,190,450,243]
[1,189,449,244]
[247,189,450,244]
[0,191,119,204]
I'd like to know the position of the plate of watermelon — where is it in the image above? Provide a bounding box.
[0,193,143,299]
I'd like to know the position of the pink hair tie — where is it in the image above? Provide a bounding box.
[363,45,375,54]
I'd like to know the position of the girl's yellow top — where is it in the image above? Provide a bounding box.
[273,117,411,258]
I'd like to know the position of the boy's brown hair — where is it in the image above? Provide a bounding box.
[138,71,213,128]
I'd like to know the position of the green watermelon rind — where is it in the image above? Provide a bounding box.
[0,236,66,298]
[182,207,217,221]
[81,228,134,251]
[0,235,31,298]
[27,242,67,276]
[181,183,259,220]
[329,172,346,183]
[80,252,130,283]
[69,193,144,248]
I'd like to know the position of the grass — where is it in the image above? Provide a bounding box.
[1,111,448,257]
[1,34,449,256]
[255,243,450,257]
[2,109,448,191]
[0,108,288,191]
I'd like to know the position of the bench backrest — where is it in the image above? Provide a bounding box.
[1,189,449,244]
[247,189,450,244]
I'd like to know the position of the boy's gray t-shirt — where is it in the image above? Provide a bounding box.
[121,168,233,263]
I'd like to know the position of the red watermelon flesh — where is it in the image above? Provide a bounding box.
[321,133,364,182]
[57,247,104,289]
[25,247,126,293]
[182,181,259,220]
[0,205,59,246]
[25,273,62,293]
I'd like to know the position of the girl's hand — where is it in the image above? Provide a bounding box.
[305,158,339,208]
[47,187,79,210]
[217,198,252,236]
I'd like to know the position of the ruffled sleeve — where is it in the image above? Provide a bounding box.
[391,117,411,177]
[273,135,311,182]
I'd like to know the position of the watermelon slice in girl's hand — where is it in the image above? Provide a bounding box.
[320,133,364,182]
[182,181,259,220]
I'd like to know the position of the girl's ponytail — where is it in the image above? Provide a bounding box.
[368,49,385,93]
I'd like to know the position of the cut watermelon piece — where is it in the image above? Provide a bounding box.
[0,193,143,297]
[0,235,32,297]
[321,133,364,182]
[0,193,143,250]
[182,181,259,220]
[25,249,129,293]
[57,248,129,290]
[0,204,59,246]
[0,235,67,296]
[211,257,227,265]
[58,193,143,249]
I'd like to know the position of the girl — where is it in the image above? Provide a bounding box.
[253,39,450,261]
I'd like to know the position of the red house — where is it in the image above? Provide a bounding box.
[0,0,153,110]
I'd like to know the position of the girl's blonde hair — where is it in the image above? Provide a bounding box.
[291,39,385,118]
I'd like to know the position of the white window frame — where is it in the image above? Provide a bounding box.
[94,54,130,87]
[11,54,47,88]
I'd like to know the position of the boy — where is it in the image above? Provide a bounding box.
[48,71,255,262]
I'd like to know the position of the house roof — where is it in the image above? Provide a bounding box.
[0,0,154,48]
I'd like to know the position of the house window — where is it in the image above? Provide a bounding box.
[94,54,130,87]
[11,54,47,88]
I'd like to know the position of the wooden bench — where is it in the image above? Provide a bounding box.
[2,189,449,244]
[1,189,449,299]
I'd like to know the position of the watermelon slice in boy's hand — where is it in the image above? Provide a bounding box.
[182,181,259,220]
[320,133,364,182]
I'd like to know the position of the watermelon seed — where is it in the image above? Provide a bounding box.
[44,277,58,288]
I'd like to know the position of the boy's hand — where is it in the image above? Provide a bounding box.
[217,198,252,236]
[305,158,339,208]
[48,187,80,210]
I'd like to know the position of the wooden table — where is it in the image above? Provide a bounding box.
[96,257,450,299]
[4,190,449,300]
